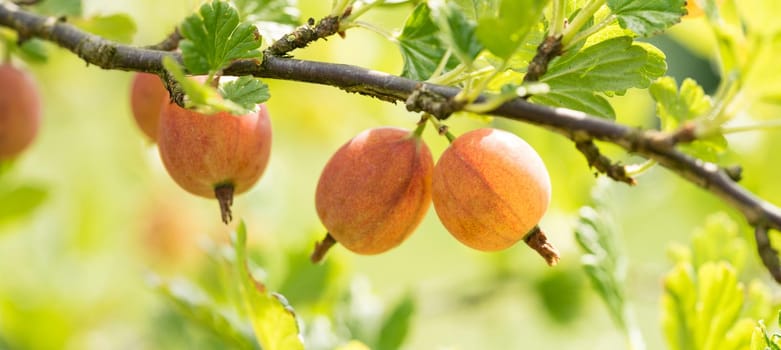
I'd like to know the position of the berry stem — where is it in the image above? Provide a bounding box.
[523,225,560,266]
[310,233,337,263]
[214,184,234,224]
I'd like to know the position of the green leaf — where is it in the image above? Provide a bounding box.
[220,77,270,111]
[662,262,755,350]
[530,88,616,119]
[689,213,747,273]
[531,36,666,119]
[153,278,257,349]
[397,3,459,80]
[33,0,81,16]
[534,266,586,324]
[0,185,47,225]
[650,76,726,162]
[277,244,340,306]
[429,1,483,65]
[15,39,48,63]
[607,0,687,36]
[179,1,263,75]
[574,206,628,329]
[162,56,245,114]
[376,294,415,350]
[72,14,137,44]
[476,0,549,59]
[233,0,299,25]
[232,0,300,39]
[233,222,304,350]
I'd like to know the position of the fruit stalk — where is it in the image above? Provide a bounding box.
[524,225,559,266]
[310,233,337,263]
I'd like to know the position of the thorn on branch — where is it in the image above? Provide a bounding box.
[754,225,781,283]
[144,28,182,51]
[405,84,464,119]
[523,35,563,84]
[266,15,341,57]
[575,137,637,185]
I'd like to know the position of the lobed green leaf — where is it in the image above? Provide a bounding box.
[179,1,263,75]
[607,0,687,37]
[429,1,483,65]
[162,56,245,114]
[397,3,459,81]
[232,0,300,43]
[220,76,270,111]
[650,76,727,162]
[532,36,666,119]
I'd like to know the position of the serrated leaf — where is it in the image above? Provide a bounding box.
[233,0,299,25]
[0,185,47,225]
[607,0,687,36]
[397,3,459,80]
[33,0,81,16]
[543,36,665,93]
[220,76,270,111]
[429,1,483,65]
[179,1,263,75]
[233,0,300,40]
[476,0,549,59]
[530,88,616,119]
[233,222,304,350]
[690,213,747,272]
[662,262,755,350]
[574,206,628,329]
[162,56,244,114]
[376,294,415,350]
[650,76,726,162]
[154,278,256,349]
[531,36,666,118]
[72,14,137,44]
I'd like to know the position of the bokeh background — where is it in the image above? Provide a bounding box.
[1,0,779,349]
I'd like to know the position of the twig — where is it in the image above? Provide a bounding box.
[755,225,781,283]
[265,15,341,57]
[143,28,182,51]
[3,3,781,281]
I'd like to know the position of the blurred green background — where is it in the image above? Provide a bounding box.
[1,0,780,349]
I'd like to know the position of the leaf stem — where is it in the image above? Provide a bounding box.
[347,21,397,42]
[427,115,455,142]
[721,120,781,134]
[561,0,606,46]
[428,48,452,81]
[624,159,657,178]
[563,14,615,50]
[549,0,568,38]
[343,0,386,23]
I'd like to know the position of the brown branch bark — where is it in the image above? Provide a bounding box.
[3,2,781,281]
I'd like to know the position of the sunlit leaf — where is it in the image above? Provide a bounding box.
[220,76,270,111]
[476,0,548,59]
[153,278,257,349]
[33,0,81,16]
[650,76,726,162]
[607,0,687,36]
[232,0,300,40]
[162,56,244,114]
[233,222,304,350]
[532,36,666,119]
[397,3,459,80]
[72,14,137,44]
[179,1,263,75]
